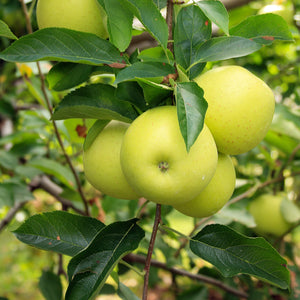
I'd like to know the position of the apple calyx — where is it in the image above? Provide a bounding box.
[158,161,169,173]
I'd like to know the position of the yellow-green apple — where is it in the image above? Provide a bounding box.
[83,121,140,200]
[194,66,275,155]
[120,105,218,206]
[248,193,293,236]
[258,3,294,24]
[173,153,236,218]
[36,0,108,38]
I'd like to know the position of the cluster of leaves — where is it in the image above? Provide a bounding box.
[0,0,299,299]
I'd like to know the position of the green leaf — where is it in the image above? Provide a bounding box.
[281,199,300,224]
[174,5,211,79]
[52,83,139,123]
[0,19,17,39]
[175,82,208,152]
[138,47,174,64]
[0,150,19,170]
[118,282,141,300]
[197,0,229,35]
[104,0,133,51]
[13,211,105,257]
[114,61,175,84]
[154,0,167,10]
[83,119,110,152]
[47,63,94,91]
[0,28,125,66]
[0,181,33,208]
[66,219,145,300]
[29,158,76,190]
[190,36,261,67]
[39,271,63,300]
[230,14,294,45]
[190,224,290,289]
[122,0,168,49]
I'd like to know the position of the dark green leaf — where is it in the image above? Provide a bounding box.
[28,158,76,189]
[115,61,175,84]
[174,5,211,79]
[83,119,110,152]
[116,81,147,111]
[39,271,63,300]
[0,151,19,170]
[190,36,261,67]
[230,14,294,45]
[13,211,105,257]
[175,82,208,152]
[0,19,17,39]
[0,28,125,65]
[197,0,229,35]
[122,0,168,49]
[66,219,145,300]
[47,63,94,91]
[118,282,141,300]
[154,0,167,10]
[52,83,139,122]
[190,224,290,289]
[104,0,133,51]
[0,181,33,208]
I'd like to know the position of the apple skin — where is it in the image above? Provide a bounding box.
[83,121,140,200]
[194,66,275,155]
[36,0,108,39]
[258,4,294,24]
[248,194,292,237]
[173,153,236,218]
[120,106,218,206]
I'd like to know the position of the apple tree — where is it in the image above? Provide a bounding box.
[0,0,300,299]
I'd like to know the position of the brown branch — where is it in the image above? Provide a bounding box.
[19,0,89,216]
[125,253,248,299]
[166,0,174,53]
[142,204,162,300]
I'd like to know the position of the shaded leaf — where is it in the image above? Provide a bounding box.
[39,271,63,300]
[118,282,141,300]
[122,0,168,49]
[52,83,139,123]
[104,0,133,51]
[66,219,145,300]
[175,82,208,152]
[154,0,167,10]
[190,224,290,289]
[174,5,211,79]
[29,158,76,189]
[190,36,261,67]
[230,14,294,45]
[47,63,94,91]
[115,61,175,84]
[0,28,125,65]
[0,19,17,39]
[13,211,105,257]
[197,0,229,35]
[138,47,174,64]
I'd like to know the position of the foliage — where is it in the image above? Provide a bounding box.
[0,0,300,299]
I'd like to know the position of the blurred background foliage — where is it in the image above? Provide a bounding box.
[0,0,300,299]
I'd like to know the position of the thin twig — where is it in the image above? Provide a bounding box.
[166,0,174,53]
[19,0,89,216]
[125,253,248,299]
[142,204,162,300]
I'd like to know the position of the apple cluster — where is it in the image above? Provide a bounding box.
[84,66,276,219]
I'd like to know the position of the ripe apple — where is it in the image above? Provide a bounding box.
[258,3,294,25]
[83,121,140,200]
[36,0,108,39]
[120,106,218,206]
[248,193,293,237]
[173,153,236,218]
[194,66,275,155]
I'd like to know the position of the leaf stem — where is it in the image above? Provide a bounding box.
[19,0,90,216]
[119,259,145,277]
[142,204,161,300]
[160,224,190,239]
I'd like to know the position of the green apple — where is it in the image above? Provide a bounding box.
[173,153,236,218]
[194,66,275,155]
[248,193,292,237]
[120,105,218,206]
[258,3,294,24]
[36,0,108,38]
[83,121,140,200]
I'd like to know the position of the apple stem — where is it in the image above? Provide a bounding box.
[142,204,162,300]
